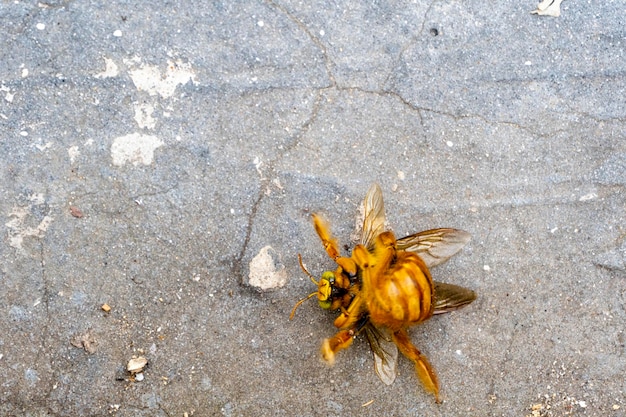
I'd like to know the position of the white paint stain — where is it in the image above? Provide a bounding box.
[1,85,13,102]
[579,193,597,202]
[253,156,263,177]
[94,58,119,79]
[134,103,156,129]
[123,56,142,66]
[248,246,288,290]
[68,146,80,163]
[128,59,195,98]
[6,194,54,251]
[531,0,564,16]
[111,133,163,166]
[35,142,53,151]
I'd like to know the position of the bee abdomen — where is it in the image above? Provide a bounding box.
[367,252,434,328]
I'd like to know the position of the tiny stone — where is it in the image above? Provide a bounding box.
[127,357,148,373]
[70,206,84,218]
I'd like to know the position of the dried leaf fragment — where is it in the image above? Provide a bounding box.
[127,356,148,374]
[531,0,564,17]
[70,328,97,354]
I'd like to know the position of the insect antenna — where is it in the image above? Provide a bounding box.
[297,254,318,282]
[289,254,319,320]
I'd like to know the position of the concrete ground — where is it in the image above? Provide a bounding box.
[1,1,624,416]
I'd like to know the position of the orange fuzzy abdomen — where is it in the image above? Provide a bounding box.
[365,251,434,330]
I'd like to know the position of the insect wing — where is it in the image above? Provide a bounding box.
[433,281,477,315]
[363,322,398,385]
[396,228,471,269]
[360,183,386,251]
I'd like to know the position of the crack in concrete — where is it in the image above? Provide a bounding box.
[234,90,324,283]
[243,78,588,140]
[330,85,567,138]
[130,183,182,202]
[36,234,57,414]
[263,2,624,138]
[208,81,622,142]
[231,1,624,288]
[234,189,264,283]
[266,0,337,88]
[380,0,439,92]
[225,88,619,287]
[310,83,575,139]
[65,183,181,218]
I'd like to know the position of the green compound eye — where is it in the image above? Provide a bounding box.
[321,271,335,283]
[318,299,332,310]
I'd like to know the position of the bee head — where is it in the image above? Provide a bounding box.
[290,255,333,320]
[316,271,335,309]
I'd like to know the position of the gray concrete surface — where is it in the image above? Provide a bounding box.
[1,1,624,416]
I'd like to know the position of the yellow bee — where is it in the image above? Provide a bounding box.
[291,183,476,402]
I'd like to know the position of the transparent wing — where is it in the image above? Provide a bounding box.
[433,281,477,315]
[360,183,386,251]
[363,322,398,385]
[396,228,471,268]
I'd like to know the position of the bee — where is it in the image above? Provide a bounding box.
[290,183,476,402]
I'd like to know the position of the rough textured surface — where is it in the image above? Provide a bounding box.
[1,1,624,416]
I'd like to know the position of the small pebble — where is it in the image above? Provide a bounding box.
[127,357,148,373]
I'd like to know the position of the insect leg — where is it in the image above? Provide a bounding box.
[321,296,368,365]
[392,328,441,403]
[312,214,341,260]
[321,313,371,365]
[333,292,364,329]
[321,329,354,365]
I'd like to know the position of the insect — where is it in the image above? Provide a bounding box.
[291,183,476,402]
